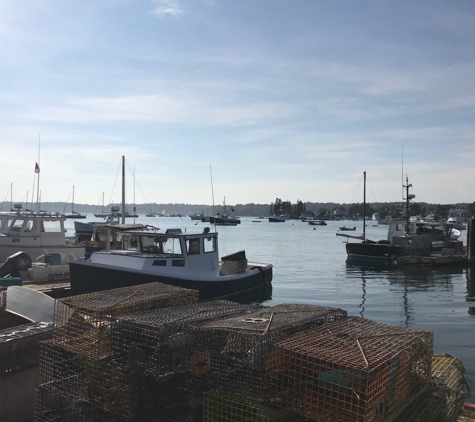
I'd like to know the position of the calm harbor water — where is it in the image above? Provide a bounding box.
[65,215,475,402]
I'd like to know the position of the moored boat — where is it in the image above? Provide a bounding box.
[337,173,470,264]
[0,204,84,266]
[309,220,327,226]
[269,215,287,222]
[69,225,272,300]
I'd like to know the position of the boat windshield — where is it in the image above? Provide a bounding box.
[203,236,217,253]
[413,223,446,241]
[139,234,183,255]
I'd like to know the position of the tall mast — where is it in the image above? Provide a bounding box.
[36,135,41,211]
[363,171,366,241]
[403,175,414,233]
[121,156,125,224]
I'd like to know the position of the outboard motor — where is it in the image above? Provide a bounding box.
[0,251,32,278]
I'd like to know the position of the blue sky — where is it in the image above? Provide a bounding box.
[1,0,475,207]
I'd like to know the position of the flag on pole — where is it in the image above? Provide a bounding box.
[35,162,40,174]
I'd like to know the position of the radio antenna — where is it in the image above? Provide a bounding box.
[210,164,216,232]
[401,144,404,200]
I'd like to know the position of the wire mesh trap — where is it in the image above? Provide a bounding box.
[52,282,199,360]
[0,321,52,377]
[0,287,6,314]
[186,304,348,398]
[266,316,434,422]
[393,354,467,422]
[37,339,86,403]
[111,300,266,381]
[203,389,308,422]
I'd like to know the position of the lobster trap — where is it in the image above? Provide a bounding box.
[111,300,266,381]
[0,321,53,377]
[83,357,162,419]
[37,339,87,403]
[393,354,467,422]
[0,286,5,315]
[266,316,433,422]
[52,282,198,360]
[35,385,129,422]
[186,304,347,398]
[203,389,301,422]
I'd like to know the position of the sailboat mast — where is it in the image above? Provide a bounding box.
[36,135,41,212]
[121,156,126,224]
[363,171,366,240]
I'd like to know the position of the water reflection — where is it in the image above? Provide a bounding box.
[466,264,475,316]
[344,261,468,327]
[359,277,366,318]
[227,284,273,305]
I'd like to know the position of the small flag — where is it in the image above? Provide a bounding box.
[35,163,40,174]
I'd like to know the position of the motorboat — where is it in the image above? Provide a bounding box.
[269,215,288,222]
[74,205,122,239]
[309,220,327,226]
[0,204,84,265]
[337,173,466,262]
[339,226,356,231]
[69,226,273,301]
[205,198,240,225]
[0,204,85,283]
[69,156,272,300]
[446,216,466,230]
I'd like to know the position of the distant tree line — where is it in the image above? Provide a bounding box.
[5,199,475,220]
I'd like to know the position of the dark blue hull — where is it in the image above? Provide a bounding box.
[346,242,402,262]
[69,261,272,301]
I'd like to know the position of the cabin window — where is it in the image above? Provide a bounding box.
[124,236,140,250]
[204,237,217,253]
[162,237,182,255]
[186,238,201,255]
[141,236,162,254]
[25,220,33,231]
[11,219,25,231]
[172,260,185,267]
[153,260,167,266]
[42,220,62,233]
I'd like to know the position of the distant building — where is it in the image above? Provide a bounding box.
[333,208,347,218]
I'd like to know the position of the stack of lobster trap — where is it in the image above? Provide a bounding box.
[0,286,6,316]
[34,281,467,422]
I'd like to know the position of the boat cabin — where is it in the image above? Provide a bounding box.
[0,206,67,243]
[88,226,222,278]
[387,220,462,252]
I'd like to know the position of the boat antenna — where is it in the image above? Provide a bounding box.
[36,134,41,213]
[210,164,216,232]
[403,174,414,232]
[121,155,126,224]
[363,171,366,241]
[401,143,404,200]
[133,167,136,223]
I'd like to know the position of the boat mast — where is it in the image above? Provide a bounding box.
[121,155,126,224]
[402,175,415,233]
[363,171,366,241]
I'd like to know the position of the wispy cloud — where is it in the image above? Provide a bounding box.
[151,0,182,17]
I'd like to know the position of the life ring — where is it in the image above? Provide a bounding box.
[190,351,211,377]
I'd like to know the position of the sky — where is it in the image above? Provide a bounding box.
[1,0,475,207]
